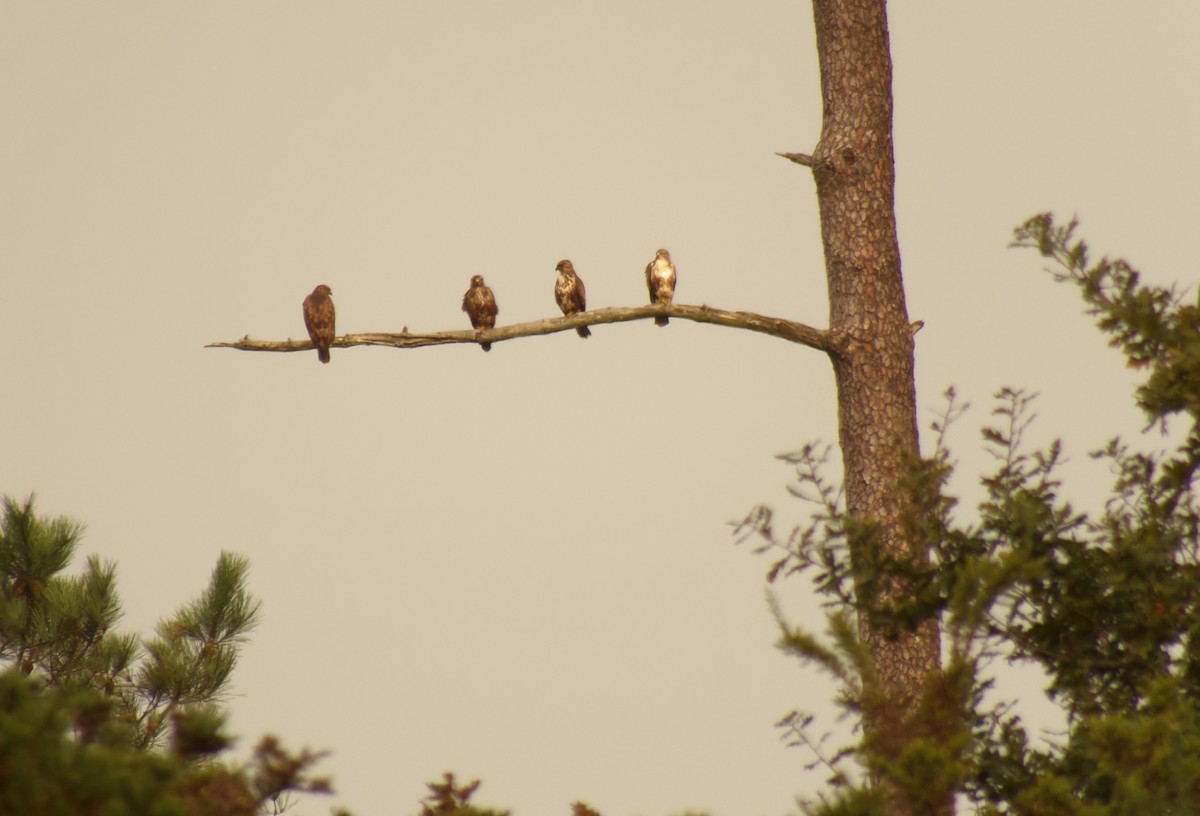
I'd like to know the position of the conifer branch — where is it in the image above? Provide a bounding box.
[206,303,832,355]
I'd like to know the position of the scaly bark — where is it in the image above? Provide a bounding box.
[810,1,944,814]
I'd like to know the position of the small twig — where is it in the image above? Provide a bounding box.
[776,151,815,167]
[206,303,831,355]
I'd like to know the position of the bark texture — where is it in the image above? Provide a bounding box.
[809,1,944,814]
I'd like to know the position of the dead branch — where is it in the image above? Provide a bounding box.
[776,151,815,167]
[206,303,831,355]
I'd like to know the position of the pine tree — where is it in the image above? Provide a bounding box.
[738,215,1200,814]
[0,495,340,815]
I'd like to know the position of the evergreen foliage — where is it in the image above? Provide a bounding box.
[0,495,264,750]
[736,215,1200,815]
[0,496,340,815]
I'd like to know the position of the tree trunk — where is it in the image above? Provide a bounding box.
[809,2,945,814]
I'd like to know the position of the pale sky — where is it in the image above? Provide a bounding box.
[2,3,1198,815]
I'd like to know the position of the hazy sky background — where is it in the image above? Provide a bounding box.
[3,3,1198,815]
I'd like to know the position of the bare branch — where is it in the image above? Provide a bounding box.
[776,151,815,167]
[206,303,831,355]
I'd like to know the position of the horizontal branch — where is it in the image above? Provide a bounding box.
[206,303,832,355]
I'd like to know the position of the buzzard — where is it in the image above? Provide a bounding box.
[462,274,499,351]
[554,259,591,338]
[645,248,676,327]
[302,284,335,363]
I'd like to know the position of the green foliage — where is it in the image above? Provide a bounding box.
[0,670,185,816]
[737,216,1200,814]
[1013,214,1200,428]
[137,551,262,750]
[0,495,337,815]
[0,494,265,751]
[0,668,338,816]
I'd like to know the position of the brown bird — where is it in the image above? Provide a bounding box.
[554,260,591,338]
[462,275,499,351]
[645,248,676,327]
[302,284,335,363]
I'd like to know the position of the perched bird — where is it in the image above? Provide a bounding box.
[645,248,676,327]
[462,275,499,351]
[554,260,591,338]
[302,284,335,363]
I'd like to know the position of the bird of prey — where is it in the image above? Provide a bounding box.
[554,260,591,338]
[644,248,676,327]
[462,275,499,351]
[302,284,335,363]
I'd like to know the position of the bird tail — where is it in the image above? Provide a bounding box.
[576,326,591,339]
[318,347,331,363]
[654,316,669,327]
[481,341,492,352]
